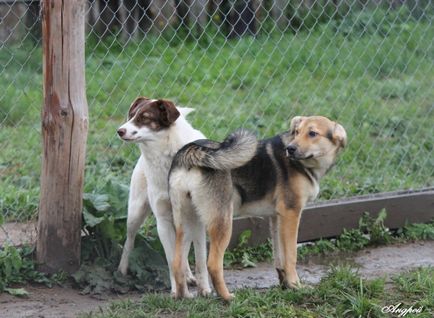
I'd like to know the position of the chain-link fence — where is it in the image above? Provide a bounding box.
[1,0,433,245]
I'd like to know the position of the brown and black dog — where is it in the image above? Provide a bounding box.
[169,116,347,300]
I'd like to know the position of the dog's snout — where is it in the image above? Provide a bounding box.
[117,128,126,137]
[286,144,297,155]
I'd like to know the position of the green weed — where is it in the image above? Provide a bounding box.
[0,244,62,295]
[224,230,273,268]
[73,179,169,295]
[399,222,434,241]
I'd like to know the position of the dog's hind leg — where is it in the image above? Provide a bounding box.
[171,189,193,298]
[118,157,150,275]
[172,224,194,298]
[192,218,211,296]
[207,208,234,301]
[184,245,197,287]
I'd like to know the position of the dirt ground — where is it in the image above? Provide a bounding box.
[1,241,433,318]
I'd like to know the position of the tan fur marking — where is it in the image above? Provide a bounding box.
[207,215,233,301]
[173,227,188,298]
[276,198,302,289]
[291,173,312,204]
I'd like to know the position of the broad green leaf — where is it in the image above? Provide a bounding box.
[83,209,105,228]
[83,193,110,212]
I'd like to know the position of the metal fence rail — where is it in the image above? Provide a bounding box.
[0,0,433,246]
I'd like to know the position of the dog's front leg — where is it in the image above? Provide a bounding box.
[276,201,302,289]
[154,202,178,294]
[270,215,285,283]
[118,157,150,275]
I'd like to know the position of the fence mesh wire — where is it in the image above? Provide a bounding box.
[0,0,433,244]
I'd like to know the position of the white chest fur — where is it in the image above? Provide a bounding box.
[309,179,320,202]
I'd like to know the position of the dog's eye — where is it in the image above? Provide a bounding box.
[294,129,299,135]
[308,131,318,137]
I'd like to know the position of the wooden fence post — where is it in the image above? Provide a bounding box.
[37,0,88,273]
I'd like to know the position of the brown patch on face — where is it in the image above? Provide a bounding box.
[128,98,180,131]
[157,99,180,126]
[128,96,150,120]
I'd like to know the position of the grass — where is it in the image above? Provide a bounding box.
[80,266,434,318]
[1,15,434,222]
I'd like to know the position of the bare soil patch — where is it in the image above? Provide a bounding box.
[0,222,36,247]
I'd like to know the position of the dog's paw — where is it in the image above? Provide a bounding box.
[186,275,197,287]
[172,291,193,299]
[222,293,235,302]
[185,291,194,299]
[281,278,302,290]
[276,268,285,285]
[117,265,128,276]
[198,287,212,297]
[276,268,301,289]
[172,289,194,299]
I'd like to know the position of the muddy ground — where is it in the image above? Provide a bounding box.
[1,241,433,318]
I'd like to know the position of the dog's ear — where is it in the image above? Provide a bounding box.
[128,96,149,119]
[289,116,306,135]
[333,122,347,148]
[177,107,195,117]
[157,99,180,126]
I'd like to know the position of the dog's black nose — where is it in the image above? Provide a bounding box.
[286,145,297,155]
[117,128,126,137]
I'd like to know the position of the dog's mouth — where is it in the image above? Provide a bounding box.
[301,154,314,160]
[286,151,314,161]
[119,136,137,142]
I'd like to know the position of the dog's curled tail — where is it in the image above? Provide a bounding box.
[174,129,258,170]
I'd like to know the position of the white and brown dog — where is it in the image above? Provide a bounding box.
[169,116,347,300]
[117,97,210,295]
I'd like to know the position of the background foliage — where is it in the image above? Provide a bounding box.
[1,6,433,222]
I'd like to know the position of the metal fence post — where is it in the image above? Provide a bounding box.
[36,0,88,273]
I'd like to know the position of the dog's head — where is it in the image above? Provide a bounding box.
[286,116,347,170]
[117,97,180,142]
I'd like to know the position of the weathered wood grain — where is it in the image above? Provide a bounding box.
[37,0,88,273]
